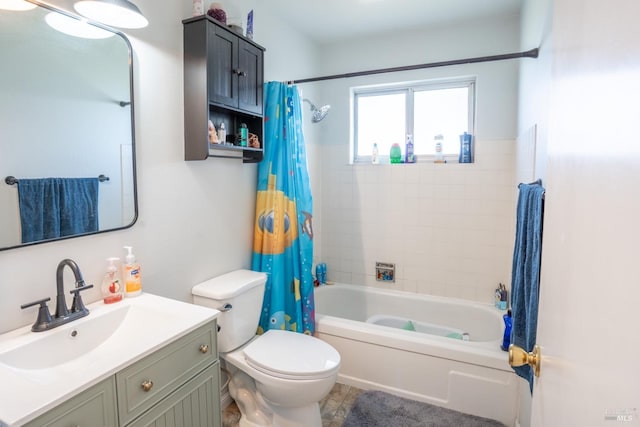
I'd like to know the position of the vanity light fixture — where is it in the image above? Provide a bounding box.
[0,0,36,11]
[45,12,115,39]
[73,0,148,29]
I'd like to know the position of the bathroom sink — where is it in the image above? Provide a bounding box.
[0,293,219,427]
[0,302,176,370]
[0,304,131,370]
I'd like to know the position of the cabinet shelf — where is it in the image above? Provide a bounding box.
[183,15,265,163]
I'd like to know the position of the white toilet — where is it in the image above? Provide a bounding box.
[192,269,341,427]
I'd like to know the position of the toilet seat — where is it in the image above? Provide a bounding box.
[243,330,340,380]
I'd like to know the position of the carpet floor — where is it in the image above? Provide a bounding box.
[342,390,505,427]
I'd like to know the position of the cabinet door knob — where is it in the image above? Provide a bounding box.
[141,380,154,392]
[199,344,209,354]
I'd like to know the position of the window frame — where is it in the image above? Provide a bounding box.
[352,77,476,164]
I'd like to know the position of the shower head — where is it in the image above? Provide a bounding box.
[303,98,331,123]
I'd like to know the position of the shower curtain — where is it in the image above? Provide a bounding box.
[252,82,315,335]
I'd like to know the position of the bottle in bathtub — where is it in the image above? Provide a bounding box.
[501,309,512,351]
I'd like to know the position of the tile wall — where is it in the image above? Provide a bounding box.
[318,138,516,303]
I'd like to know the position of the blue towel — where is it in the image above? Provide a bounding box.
[510,180,545,393]
[18,178,99,244]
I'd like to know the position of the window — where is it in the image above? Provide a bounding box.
[352,78,475,162]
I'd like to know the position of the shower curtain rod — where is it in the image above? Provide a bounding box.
[288,48,539,84]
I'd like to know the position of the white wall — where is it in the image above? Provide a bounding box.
[0,0,318,334]
[306,13,522,303]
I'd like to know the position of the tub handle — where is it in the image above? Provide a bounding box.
[217,303,232,312]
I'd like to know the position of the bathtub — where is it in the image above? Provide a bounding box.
[314,284,518,426]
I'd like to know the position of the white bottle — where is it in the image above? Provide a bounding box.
[123,246,142,297]
[372,143,379,164]
[434,134,445,163]
[217,123,226,144]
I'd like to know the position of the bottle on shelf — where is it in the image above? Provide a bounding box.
[405,134,415,163]
[372,143,379,164]
[434,135,445,163]
[390,143,402,164]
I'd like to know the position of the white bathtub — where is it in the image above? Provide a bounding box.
[314,284,517,426]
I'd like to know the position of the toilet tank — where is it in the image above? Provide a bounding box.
[192,269,267,352]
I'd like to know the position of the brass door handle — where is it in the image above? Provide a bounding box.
[508,344,541,377]
[199,344,209,354]
[141,380,154,392]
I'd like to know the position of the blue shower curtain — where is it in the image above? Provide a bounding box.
[252,82,315,335]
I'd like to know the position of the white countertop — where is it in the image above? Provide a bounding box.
[0,293,219,427]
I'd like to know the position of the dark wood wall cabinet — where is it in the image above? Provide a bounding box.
[183,15,265,162]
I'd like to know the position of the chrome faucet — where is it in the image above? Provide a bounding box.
[21,259,93,332]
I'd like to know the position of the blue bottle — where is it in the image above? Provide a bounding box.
[501,309,512,351]
[459,132,473,163]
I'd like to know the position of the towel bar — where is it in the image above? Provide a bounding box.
[4,175,109,186]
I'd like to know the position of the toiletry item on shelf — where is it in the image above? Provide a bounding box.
[315,263,327,284]
[239,123,248,147]
[207,2,226,24]
[500,284,508,310]
[494,283,508,310]
[389,143,402,163]
[246,10,254,39]
[372,143,379,164]
[208,120,218,144]
[405,134,415,163]
[434,135,445,163]
[217,122,226,144]
[459,132,473,163]
[102,257,123,304]
[501,309,512,351]
[192,0,203,16]
[123,246,142,297]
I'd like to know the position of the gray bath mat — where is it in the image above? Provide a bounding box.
[342,390,505,427]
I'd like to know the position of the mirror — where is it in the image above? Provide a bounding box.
[0,2,137,251]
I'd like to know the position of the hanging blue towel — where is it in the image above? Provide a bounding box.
[510,179,545,393]
[18,178,99,244]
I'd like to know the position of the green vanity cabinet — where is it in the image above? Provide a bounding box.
[23,320,221,427]
[127,363,220,427]
[22,377,118,427]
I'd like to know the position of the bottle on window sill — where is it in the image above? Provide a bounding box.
[372,143,379,164]
[434,135,446,164]
[390,143,402,164]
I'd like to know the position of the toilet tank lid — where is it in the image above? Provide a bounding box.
[192,270,267,299]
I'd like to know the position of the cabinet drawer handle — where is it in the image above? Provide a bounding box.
[199,344,209,354]
[141,380,154,392]
[233,69,247,77]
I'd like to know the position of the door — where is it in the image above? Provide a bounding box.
[237,39,264,115]
[530,0,640,425]
[209,24,238,109]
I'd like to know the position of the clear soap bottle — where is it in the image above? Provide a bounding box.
[102,257,123,304]
[372,143,379,164]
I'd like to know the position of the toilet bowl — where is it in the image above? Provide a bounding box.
[192,270,341,427]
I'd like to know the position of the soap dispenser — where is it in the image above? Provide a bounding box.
[102,257,123,304]
[123,246,142,297]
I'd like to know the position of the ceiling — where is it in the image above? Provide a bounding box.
[267,0,522,44]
